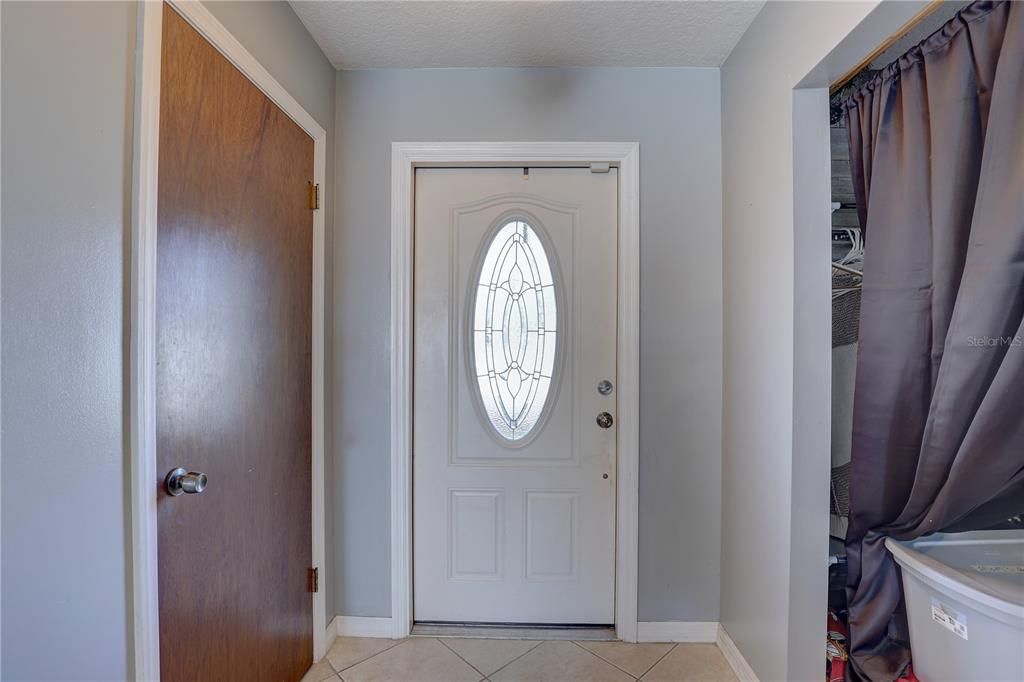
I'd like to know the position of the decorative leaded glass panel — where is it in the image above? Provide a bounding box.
[472,220,557,441]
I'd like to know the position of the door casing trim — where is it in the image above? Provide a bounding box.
[130,2,329,678]
[390,142,640,641]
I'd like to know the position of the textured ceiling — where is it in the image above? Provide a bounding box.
[290,1,766,70]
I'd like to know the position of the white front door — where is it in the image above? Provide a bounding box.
[413,167,618,624]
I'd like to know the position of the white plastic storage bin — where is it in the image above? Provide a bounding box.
[886,531,1024,682]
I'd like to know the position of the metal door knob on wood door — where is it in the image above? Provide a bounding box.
[596,412,614,429]
[165,467,208,496]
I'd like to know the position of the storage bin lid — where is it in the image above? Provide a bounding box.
[887,530,1024,616]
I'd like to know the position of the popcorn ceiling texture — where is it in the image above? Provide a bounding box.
[290,1,765,69]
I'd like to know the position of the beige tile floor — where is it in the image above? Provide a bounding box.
[302,636,739,682]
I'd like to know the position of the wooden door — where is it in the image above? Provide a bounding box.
[156,5,314,680]
[412,169,618,623]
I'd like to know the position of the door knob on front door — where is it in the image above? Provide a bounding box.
[596,412,614,429]
[165,467,208,496]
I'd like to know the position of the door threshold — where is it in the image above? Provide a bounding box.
[411,622,617,641]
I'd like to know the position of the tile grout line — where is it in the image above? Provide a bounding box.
[482,639,546,679]
[322,638,682,682]
[328,636,407,675]
[568,640,639,680]
[437,638,489,681]
[637,642,679,680]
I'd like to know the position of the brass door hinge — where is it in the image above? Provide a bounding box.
[309,182,320,210]
[311,567,319,593]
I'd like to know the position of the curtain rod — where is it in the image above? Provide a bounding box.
[830,0,946,96]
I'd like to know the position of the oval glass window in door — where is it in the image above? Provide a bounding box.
[471,219,558,442]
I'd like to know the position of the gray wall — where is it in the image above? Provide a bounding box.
[719,2,928,680]
[2,3,136,678]
[0,2,334,678]
[331,67,724,622]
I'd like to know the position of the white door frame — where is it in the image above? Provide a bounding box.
[129,2,328,679]
[390,142,640,641]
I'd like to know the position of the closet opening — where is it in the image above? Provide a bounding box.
[824,3,1024,682]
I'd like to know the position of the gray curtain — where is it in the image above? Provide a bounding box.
[844,2,1024,680]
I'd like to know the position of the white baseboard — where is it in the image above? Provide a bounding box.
[716,625,760,682]
[327,615,395,640]
[636,621,719,643]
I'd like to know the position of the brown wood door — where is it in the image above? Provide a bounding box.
[156,5,314,681]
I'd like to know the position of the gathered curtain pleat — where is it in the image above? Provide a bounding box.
[844,2,1024,680]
